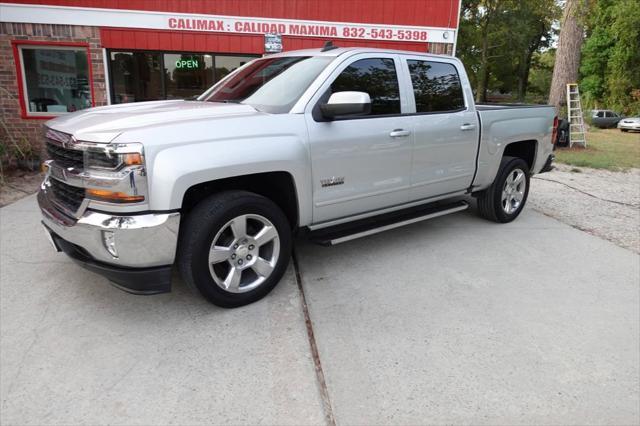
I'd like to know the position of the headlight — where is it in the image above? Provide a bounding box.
[83,143,148,204]
[85,143,144,171]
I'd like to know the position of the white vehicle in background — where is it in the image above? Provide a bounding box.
[617,117,640,132]
[38,45,557,307]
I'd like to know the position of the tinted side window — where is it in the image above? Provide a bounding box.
[596,111,604,117]
[605,111,614,117]
[407,60,464,113]
[330,58,400,116]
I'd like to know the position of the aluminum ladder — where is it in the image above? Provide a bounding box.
[566,83,587,147]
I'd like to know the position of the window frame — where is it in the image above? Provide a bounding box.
[308,53,411,122]
[399,55,468,115]
[106,49,259,104]
[11,40,95,120]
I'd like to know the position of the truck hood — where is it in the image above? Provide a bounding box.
[46,100,261,143]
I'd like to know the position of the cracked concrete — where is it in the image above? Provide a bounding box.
[1,196,325,426]
[1,194,639,425]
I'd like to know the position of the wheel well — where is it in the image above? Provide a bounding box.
[503,140,537,170]
[181,172,299,228]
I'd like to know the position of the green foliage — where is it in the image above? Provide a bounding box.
[457,0,558,102]
[528,49,556,98]
[580,0,640,115]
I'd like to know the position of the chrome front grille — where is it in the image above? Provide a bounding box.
[49,178,85,213]
[46,141,84,169]
[45,128,120,170]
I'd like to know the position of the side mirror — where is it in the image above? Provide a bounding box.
[320,91,371,119]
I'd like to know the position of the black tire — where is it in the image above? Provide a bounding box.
[178,191,292,308]
[621,129,628,132]
[476,156,530,223]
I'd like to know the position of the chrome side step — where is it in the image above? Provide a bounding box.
[309,200,469,246]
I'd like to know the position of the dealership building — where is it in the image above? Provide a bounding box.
[0,0,461,150]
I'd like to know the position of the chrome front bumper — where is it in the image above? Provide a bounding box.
[38,185,180,269]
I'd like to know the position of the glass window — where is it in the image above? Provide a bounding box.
[201,56,333,113]
[110,51,162,103]
[596,111,604,117]
[164,53,214,99]
[215,56,255,81]
[19,46,92,115]
[605,111,614,117]
[330,58,400,116]
[407,60,464,113]
[109,52,259,104]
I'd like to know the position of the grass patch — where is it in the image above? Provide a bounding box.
[555,129,640,171]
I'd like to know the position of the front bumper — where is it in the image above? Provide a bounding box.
[38,186,180,294]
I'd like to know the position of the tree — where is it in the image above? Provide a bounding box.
[606,0,640,114]
[528,49,556,102]
[580,0,640,114]
[508,0,557,101]
[458,0,509,102]
[548,0,588,113]
[458,0,557,103]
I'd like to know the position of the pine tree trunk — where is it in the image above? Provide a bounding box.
[548,0,585,113]
[475,21,490,103]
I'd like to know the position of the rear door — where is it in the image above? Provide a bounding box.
[401,56,479,201]
[593,110,605,127]
[304,54,414,223]
[604,111,618,127]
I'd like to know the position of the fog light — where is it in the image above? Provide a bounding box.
[102,231,118,258]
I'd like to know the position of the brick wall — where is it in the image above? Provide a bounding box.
[0,23,106,164]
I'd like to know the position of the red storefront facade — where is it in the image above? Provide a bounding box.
[0,0,460,155]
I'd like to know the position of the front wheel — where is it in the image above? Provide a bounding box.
[476,156,530,223]
[178,191,292,308]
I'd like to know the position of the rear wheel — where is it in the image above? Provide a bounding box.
[178,191,292,308]
[476,156,530,223]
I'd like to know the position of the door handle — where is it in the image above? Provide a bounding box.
[460,123,476,131]
[389,129,411,138]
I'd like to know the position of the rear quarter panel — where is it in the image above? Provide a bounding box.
[473,106,555,190]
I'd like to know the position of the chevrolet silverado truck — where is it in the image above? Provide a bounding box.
[38,46,557,307]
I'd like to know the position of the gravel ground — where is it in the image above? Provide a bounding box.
[529,163,640,253]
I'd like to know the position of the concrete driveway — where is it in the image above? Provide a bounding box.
[1,195,639,425]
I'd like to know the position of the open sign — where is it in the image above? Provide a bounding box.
[175,58,200,69]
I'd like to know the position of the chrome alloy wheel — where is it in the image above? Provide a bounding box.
[501,168,526,214]
[208,214,280,293]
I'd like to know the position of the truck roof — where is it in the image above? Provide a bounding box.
[270,47,457,61]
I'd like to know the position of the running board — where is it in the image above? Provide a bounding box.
[308,200,469,246]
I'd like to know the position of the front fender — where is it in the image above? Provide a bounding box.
[148,135,312,225]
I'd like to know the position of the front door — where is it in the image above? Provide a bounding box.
[305,55,413,223]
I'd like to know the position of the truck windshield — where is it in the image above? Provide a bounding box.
[199,56,333,113]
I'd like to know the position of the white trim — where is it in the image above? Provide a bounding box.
[16,44,92,117]
[0,3,457,44]
[102,48,111,105]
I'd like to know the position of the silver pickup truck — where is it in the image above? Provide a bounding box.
[38,46,557,307]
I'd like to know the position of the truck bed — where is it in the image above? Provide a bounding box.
[476,103,552,111]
